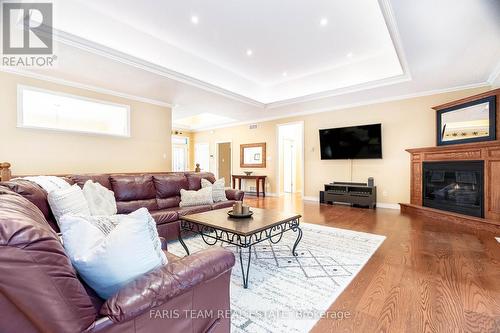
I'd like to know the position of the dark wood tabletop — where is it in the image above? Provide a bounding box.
[231,175,267,179]
[181,207,301,236]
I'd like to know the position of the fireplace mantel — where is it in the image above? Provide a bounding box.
[401,140,500,228]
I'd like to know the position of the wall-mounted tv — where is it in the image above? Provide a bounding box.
[319,124,382,159]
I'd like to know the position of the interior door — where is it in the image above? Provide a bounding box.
[217,143,231,186]
[283,139,295,193]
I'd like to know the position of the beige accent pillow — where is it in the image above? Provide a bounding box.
[179,187,214,207]
[201,178,227,203]
[48,184,91,225]
[82,180,117,216]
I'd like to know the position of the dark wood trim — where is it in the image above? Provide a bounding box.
[433,88,500,140]
[432,88,500,111]
[239,142,267,168]
[406,140,500,154]
[10,170,195,179]
[400,203,500,231]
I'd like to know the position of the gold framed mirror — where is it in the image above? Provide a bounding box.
[240,143,266,168]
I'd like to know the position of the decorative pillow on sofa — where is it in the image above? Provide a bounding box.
[179,187,214,207]
[82,180,117,216]
[59,208,167,299]
[201,178,227,203]
[47,184,91,225]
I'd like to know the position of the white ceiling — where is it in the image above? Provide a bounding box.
[2,0,499,131]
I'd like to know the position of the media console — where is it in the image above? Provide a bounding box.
[320,181,377,209]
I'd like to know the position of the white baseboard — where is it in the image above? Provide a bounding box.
[376,203,401,210]
[302,196,400,210]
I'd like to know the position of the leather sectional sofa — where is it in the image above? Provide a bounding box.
[1,171,244,241]
[0,172,242,332]
[0,185,235,333]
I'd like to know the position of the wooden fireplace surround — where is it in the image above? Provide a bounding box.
[400,88,500,229]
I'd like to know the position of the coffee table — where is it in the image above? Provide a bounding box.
[178,207,302,288]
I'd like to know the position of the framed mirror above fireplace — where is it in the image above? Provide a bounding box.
[436,95,496,146]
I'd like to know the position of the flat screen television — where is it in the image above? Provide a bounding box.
[319,124,382,159]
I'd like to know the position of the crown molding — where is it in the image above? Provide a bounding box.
[186,81,490,132]
[487,60,500,86]
[0,67,172,108]
[52,29,266,108]
[264,0,412,109]
[49,6,411,109]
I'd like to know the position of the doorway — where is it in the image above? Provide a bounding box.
[277,122,304,196]
[194,143,210,172]
[172,136,189,171]
[217,142,232,187]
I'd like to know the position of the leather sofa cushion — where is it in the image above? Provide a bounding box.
[154,174,189,198]
[165,205,212,217]
[157,196,181,209]
[185,172,216,190]
[211,200,235,210]
[70,174,112,190]
[150,210,179,225]
[116,199,158,214]
[111,175,156,201]
[0,180,59,232]
[0,189,97,332]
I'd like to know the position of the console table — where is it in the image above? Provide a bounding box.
[232,175,266,197]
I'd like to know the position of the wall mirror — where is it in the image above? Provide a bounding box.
[240,143,266,168]
[437,96,496,146]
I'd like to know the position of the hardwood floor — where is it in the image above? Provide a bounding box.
[243,194,500,333]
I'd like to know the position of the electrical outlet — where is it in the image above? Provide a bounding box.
[382,190,388,197]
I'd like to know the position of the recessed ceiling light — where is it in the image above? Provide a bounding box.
[320,18,328,26]
[190,15,199,24]
[347,52,353,58]
[282,71,288,77]
[246,49,253,56]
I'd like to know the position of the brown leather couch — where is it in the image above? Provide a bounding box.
[0,185,235,332]
[1,172,244,240]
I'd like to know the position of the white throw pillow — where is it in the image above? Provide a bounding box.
[48,184,91,225]
[201,178,227,203]
[179,187,214,207]
[82,180,118,216]
[59,208,167,299]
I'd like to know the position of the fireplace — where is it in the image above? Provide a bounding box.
[423,161,484,218]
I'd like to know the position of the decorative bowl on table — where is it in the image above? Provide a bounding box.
[244,171,253,176]
[227,210,253,218]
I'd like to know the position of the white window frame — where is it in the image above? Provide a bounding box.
[17,85,131,138]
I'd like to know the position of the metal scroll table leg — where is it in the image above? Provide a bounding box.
[239,246,252,289]
[178,233,190,256]
[292,225,303,257]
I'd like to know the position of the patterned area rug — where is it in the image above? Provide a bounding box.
[168,222,385,333]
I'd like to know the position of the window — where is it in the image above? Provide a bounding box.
[18,85,130,137]
[172,136,189,171]
[195,143,210,172]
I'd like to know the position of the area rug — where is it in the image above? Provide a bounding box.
[168,222,385,333]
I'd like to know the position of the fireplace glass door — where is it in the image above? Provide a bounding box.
[423,161,484,218]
